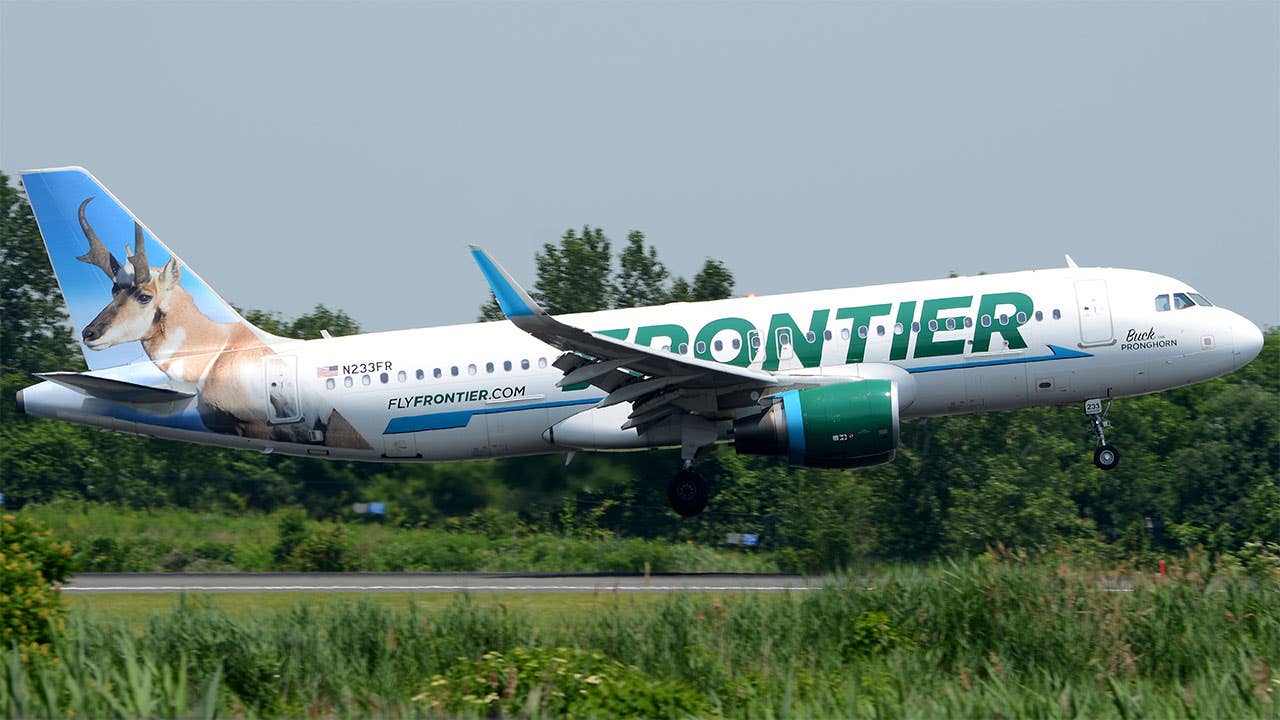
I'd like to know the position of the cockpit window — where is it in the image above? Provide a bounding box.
[1173,292,1195,310]
[1188,293,1213,307]
[1155,294,1170,312]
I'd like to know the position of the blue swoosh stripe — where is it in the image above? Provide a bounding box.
[907,344,1092,374]
[384,397,603,435]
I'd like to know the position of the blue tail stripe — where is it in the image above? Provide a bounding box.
[384,397,602,435]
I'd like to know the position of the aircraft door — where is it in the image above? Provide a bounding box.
[264,355,302,424]
[383,432,419,458]
[1074,280,1115,347]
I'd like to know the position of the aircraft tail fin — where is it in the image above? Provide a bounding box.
[19,167,272,371]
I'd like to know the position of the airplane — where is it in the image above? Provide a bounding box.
[14,167,1265,516]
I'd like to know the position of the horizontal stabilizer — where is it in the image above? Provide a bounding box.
[35,372,195,404]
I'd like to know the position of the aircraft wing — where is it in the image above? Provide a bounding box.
[469,246,781,431]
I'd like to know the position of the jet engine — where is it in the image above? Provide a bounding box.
[733,380,899,468]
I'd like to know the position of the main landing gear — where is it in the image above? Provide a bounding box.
[1085,398,1120,471]
[667,463,709,517]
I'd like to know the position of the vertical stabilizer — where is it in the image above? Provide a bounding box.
[20,167,271,370]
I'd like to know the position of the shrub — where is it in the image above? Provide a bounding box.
[415,646,709,719]
[0,514,73,657]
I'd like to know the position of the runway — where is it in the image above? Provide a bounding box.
[64,572,821,594]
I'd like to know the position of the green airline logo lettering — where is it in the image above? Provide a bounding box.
[835,304,891,363]
[603,291,1039,372]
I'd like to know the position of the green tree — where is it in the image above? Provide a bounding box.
[0,173,80,377]
[533,226,613,314]
[241,304,360,339]
[614,231,669,308]
[478,291,505,322]
[689,258,735,301]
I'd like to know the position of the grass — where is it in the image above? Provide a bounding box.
[24,500,780,574]
[8,552,1279,718]
[66,592,679,630]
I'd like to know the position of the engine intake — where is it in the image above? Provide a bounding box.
[734,380,899,468]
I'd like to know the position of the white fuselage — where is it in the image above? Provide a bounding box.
[19,266,1261,461]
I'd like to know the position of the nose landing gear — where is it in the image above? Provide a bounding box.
[1085,398,1120,470]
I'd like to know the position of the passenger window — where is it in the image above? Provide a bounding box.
[661,344,671,352]
[823,330,832,341]
[894,322,904,335]
[503,360,512,371]
[1173,292,1194,310]
[981,315,991,327]
[450,366,459,377]
[1034,310,1043,322]
[858,326,869,339]
[467,364,477,376]
[379,372,388,384]
[433,368,442,379]
[911,321,921,333]
[695,341,707,354]
[999,314,1009,325]
[344,376,353,388]
[1016,312,1027,324]
[1052,309,1061,320]
[805,331,816,343]
[538,358,548,369]
[521,359,530,370]
[1155,294,1171,312]
[361,375,371,386]
[778,330,792,346]
[416,369,425,380]
[876,325,886,336]
[485,362,494,373]
[325,378,335,390]
[397,370,407,382]
[730,339,740,350]
[1188,293,1213,307]
[714,339,724,352]
[678,343,689,354]
[750,335,762,348]
[964,317,973,329]
[944,317,955,331]
[841,328,851,340]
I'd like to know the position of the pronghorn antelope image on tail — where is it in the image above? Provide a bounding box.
[21,167,370,451]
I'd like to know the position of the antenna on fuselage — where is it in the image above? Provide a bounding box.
[1064,254,1079,269]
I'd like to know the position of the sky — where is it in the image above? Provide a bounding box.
[2,1,1276,332]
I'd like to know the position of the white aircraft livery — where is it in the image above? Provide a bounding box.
[16,167,1265,516]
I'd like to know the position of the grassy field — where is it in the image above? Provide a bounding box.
[7,553,1279,718]
[24,500,779,574]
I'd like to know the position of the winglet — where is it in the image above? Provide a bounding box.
[468,245,543,318]
[1064,254,1079,269]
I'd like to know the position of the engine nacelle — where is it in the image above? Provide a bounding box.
[733,380,899,468]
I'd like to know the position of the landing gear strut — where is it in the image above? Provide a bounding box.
[667,463,708,517]
[1085,398,1120,471]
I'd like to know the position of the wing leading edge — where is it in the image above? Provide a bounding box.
[467,246,780,432]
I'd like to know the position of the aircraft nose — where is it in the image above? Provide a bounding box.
[1233,318,1264,370]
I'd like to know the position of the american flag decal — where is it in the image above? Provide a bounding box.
[317,365,339,377]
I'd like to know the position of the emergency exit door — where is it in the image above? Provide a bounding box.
[1074,280,1115,347]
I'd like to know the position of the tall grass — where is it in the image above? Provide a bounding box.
[23,500,778,574]
[4,554,1278,717]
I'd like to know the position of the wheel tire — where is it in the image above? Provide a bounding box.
[667,469,708,517]
[1093,445,1120,471]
